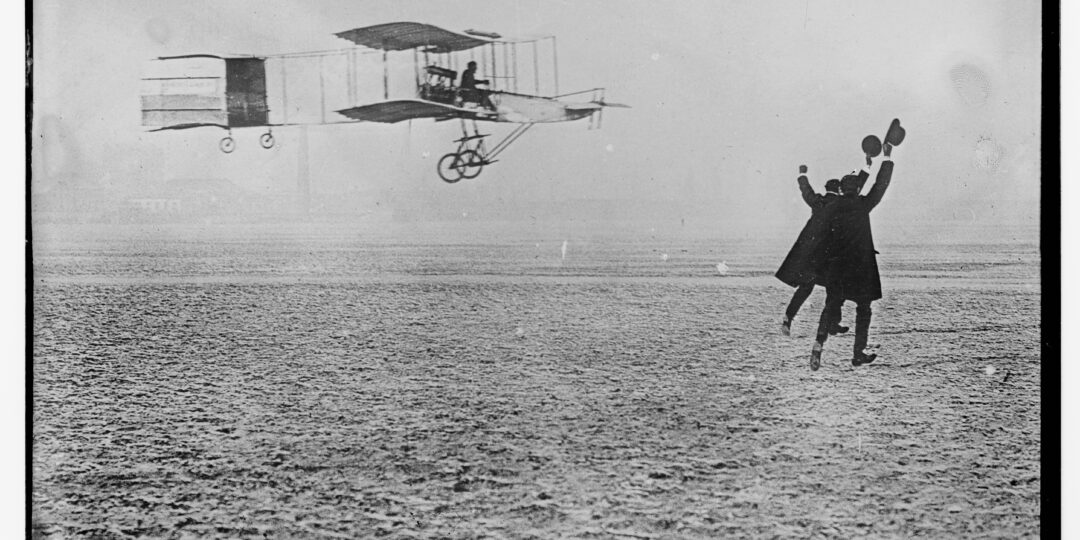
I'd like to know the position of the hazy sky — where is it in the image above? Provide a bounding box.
[32,0,1043,235]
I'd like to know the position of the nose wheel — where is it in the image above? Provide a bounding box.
[260,131,275,149]
[437,150,485,183]
[437,152,465,183]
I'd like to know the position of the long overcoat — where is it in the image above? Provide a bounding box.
[819,160,894,302]
[774,171,866,287]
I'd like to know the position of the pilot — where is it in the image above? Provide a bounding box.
[460,61,493,109]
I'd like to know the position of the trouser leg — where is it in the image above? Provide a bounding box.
[785,282,815,321]
[816,288,844,345]
[854,301,872,354]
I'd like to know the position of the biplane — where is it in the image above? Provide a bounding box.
[140,22,627,183]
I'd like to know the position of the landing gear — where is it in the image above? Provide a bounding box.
[459,150,484,179]
[436,149,486,183]
[437,153,463,183]
[438,149,493,182]
[217,130,276,153]
[219,135,236,154]
[434,119,535,183]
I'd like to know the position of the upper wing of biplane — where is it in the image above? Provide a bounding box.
[336,99,493,124]
[334,22,501,52]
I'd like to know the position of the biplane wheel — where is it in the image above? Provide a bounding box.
[437,153,465,183]
[219,136,236,154]
[458,150,484,179]
[260,132,275,149]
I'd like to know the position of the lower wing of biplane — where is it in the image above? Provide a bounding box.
[140,22,627,181]
[335,92,621,125]
[333,92,627,183]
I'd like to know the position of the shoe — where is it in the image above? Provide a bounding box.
[852,352,878,367]
[810,342,822,371]
[829,324,849,335]
[781,316,792,337]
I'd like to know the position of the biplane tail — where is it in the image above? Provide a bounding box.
[564,99,629,129]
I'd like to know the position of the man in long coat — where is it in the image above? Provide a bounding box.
[775,166,871,336]
[809,144,895,370]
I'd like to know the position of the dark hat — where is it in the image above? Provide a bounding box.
[825,179,841,193]
[885,118,905,146]
[861,135,882,157]
[840,173,861,194]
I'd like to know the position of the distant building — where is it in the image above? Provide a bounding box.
[164,177,243,214]
[108,177,245,222]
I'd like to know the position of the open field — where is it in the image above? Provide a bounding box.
[33,222,1041,538]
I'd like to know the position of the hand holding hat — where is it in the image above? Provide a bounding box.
[884,118,906,146]
[861,118,905,161]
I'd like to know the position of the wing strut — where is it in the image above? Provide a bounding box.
[483,121,535,163]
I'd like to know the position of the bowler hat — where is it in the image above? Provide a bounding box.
[885,118,905,146]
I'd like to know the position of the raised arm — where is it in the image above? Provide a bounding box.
[863,158,894,211]
[797,174,818,206]
[850,149,880,193]
[855,169,870,194]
